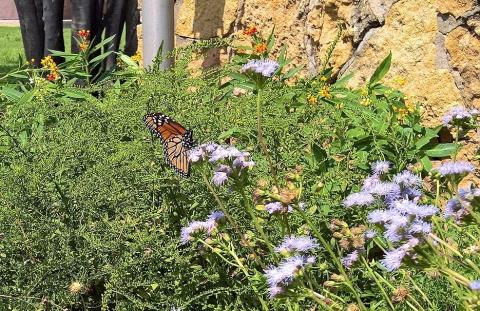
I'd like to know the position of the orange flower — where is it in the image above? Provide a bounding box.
[243,26,257,36]
[254,43,267,54]
[46,73,58,81]
[78,29,90,40]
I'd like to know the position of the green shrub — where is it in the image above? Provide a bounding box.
[0,35,471,310]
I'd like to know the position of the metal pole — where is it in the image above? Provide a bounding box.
[142,0,174,68]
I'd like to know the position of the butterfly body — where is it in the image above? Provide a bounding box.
[143,112,193,177]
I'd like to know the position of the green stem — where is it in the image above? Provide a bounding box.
[405,272,435,310]
[294,206,367,310]
[361,257,395,310]
[197,239,239,267]
[256,89,278,187]
[201,171,243,238]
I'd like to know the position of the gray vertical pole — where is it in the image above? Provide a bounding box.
[142,0,174,68]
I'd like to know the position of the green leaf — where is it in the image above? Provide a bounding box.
[368,51,392,86]
[89,51,113,64]
[420,156,433,171]
[425,143,458,157]
[119,54,138,67]
[90,35,116,53]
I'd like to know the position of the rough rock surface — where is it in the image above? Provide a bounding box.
[137,0,480,126]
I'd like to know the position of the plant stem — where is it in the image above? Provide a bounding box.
[294,206,367,310]
[361,257,395,310]
[201,171,242,238]
[256,89,278,187]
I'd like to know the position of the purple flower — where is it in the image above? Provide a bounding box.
[275,236,319,254]
[342,250,359,269]
[212,171,229,186]
[409,220,432,235]
[393,171,422,189]
[469,280,480,291]
[180,212,224,244]
[437,161,474,177]
[369,182,401,197]
[380,248,407,271]
[343,192,375,208]
[362,175,381,192]
[392,200,437,218]
[365,229,376,239]
[442,106,473,127]
[268,286,284,298]
[232,156,255,169]
[209,146,230,163]
[208,211,225,222]
[372,161,390,175]
[367,209,399,224]
[188,147,206,162]
[444,198,469,222]
[458,187,480,202]
[242,59,279,78]
[265,201,292,214]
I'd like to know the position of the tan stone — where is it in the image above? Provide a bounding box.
[445,26,480,108]
[176,0,239,39]
[340,0,463,126]
[437,0,475,17]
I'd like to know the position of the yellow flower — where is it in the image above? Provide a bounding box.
[68,281,83,294]
[131,50,142,63]
[320,76,328,82]
[393,76,406,87]
[405,99,416,112]
[320,86,332,99]
[361,87,369,97]
[360,97,371,106]
[307,94,318,105]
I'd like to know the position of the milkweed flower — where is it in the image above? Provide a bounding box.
[241,59,279,78]
[243,25,257,36]
[274,235,319,254]
[437,161,474,177]
[343,192,375,208]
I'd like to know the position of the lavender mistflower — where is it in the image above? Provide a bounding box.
[275,235,319,254]
[392,200,437,218]
[232,156,255,169]
[362,174,381,192]
[437,161,474,177]
[469,280,480,291]
[188,147,206,163]
[209,146,230,163]
[343,192,375,208]
[444,198,469,222]
[342,250,359,269]
[208,211,225,222]
[442,106,473,127]
[393,171,422,189]
[212,171,229,186]
[268,286,285,298]
[409,220,432,235]
[242,59,279,78]
[458,187,480,202]
[369,182,401,197]
[364,229,376,239]
[380,248,407,271]
[372,161,390,175]
[368,209,398,224]
[265,201,292,214]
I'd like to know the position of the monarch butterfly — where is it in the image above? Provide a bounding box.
[143,112,194,177]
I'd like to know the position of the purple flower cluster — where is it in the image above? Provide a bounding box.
[341,250,360,269]
[241,59,279,78]
[180,211,225,244]
[189,143,255,186]
[343,161,422,208]
[264,236,318,298]
[344,162,438,271]
[274,235,318,254]
[437,161,474,177]
[264,255,316,298]
[470,280,480,291]
[265,201,293,214]
[442,106,479,127]
[444,187,480,223]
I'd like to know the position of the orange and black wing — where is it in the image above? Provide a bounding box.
[143,112,187,143]
[164,135,190,177]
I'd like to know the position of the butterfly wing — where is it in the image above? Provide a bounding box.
[144,112,191,177]
[164,135,190,177]
[143,112,187,143]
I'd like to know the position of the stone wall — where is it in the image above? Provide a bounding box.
[139,0,480,126]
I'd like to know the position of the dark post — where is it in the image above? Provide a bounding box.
[14,0,45,66]
[42,0,65,58]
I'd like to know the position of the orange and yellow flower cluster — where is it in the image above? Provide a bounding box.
[41,55,59,81]
[243,26,257,36]
[78,29,91,52]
